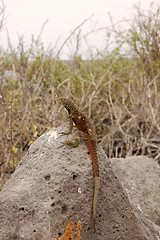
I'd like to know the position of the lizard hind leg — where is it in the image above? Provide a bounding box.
[60,132,80,148]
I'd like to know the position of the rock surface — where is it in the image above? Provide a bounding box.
[110,156,160,240]
[0,126,152,240]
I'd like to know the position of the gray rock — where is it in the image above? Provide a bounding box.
[0,127,147,240]
[111,156,160,240]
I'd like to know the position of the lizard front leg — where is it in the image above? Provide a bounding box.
[61,115,73,135]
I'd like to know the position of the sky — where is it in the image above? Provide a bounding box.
[0,0,159,58]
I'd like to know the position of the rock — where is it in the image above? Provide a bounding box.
[0,127,147,240]
[110,156,160,240]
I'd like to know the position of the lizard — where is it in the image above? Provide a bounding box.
[57,97,100,233]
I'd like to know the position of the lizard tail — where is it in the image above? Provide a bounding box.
[93,176,100,233]
[87,138,100,232]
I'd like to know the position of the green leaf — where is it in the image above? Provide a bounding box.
[12,146,18,154]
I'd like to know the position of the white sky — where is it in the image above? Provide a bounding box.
[1,0,159,58]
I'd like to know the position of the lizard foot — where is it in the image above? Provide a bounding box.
[58,138,80,148]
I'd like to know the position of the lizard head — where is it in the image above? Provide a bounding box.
[57,97,72,115]
[57,97,68,105]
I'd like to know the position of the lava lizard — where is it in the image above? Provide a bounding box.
[58,97,100,233]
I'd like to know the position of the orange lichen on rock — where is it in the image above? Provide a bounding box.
[75,221,82,240]
[59,221,74,240]
[53,220,82,240]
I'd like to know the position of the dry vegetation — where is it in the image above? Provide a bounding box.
[0,1,160,188]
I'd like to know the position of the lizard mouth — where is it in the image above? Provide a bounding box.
[58,97,71,116]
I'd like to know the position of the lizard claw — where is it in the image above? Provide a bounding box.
[58,140,71,148]
[58,141,66,148]
[60,131,70,135]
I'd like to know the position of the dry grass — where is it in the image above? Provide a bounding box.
[0,2,160,187]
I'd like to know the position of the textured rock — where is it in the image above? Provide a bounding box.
[0,127,147,240]
[111,156,160,240]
